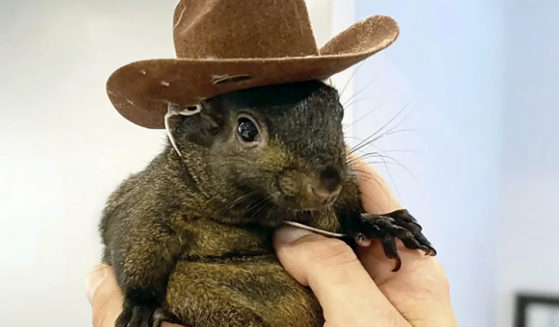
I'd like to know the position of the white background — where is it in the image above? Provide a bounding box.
[1,0,558,326]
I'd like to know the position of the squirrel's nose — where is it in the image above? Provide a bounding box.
[306,166,342,207]
[307,183,342,207]
[320,166,341,192]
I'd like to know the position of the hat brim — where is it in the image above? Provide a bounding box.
[107,15,399,129]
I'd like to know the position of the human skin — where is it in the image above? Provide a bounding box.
[86,160,458,327]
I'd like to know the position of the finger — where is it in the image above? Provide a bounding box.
[357,242,457,327]
[357,240,436,284]
[86,264,124,327]
[350,158,457,325]
[274,227,410,327]
[350,158,452,306]
[349,156,402,214]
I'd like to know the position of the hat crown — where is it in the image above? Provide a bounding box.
[172,0,320,59]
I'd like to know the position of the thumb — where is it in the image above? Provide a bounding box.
[273,227,409,327]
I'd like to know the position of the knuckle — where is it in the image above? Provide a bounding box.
[431,259,449,286]
[436,269,451,293]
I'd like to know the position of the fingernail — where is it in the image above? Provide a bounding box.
[274,226,314,244]
[86,265,108,304]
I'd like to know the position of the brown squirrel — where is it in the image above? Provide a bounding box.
[100,80,436,327]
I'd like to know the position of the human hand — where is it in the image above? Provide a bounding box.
[86,265,185,327]
[273,159,458,327]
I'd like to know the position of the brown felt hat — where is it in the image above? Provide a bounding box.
[107,0,399,129]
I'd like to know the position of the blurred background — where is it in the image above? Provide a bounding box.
[1,0,558,326]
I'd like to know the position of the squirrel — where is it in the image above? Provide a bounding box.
[99,80,436,327]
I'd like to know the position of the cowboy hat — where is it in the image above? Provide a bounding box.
[107,0,399,129]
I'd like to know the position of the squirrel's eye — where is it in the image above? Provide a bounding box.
[237,117,259,143]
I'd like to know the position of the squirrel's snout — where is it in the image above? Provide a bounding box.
[278,166,343,209]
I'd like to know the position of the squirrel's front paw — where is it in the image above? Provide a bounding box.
[347,209,436,271]
[116,301,163,327]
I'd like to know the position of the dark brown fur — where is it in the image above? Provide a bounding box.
[100,80,435,327]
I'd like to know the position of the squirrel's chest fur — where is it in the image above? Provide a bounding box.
[172,218,273,258]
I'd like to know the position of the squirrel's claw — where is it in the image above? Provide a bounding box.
[347,209,436,271]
